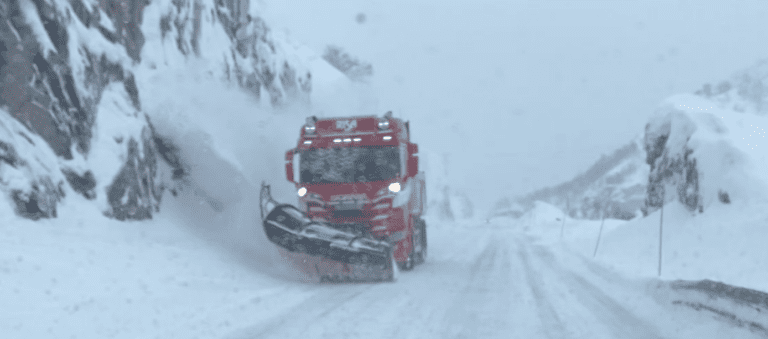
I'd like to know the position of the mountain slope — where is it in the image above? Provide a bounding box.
[492,136,649,221]
[493,58,768,222]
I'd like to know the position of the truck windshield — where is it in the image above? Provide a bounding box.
[300,146,400,183]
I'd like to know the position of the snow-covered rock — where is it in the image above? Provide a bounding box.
[643,88,768,215]
[0,109,65,219]
[0,0,311,220]
[694,59,768,116]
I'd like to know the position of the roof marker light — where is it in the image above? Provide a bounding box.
[304,116,318,135]
[333,138,342,143]
[378,111,393,130]
[343,138,352,143]
[383,136,392,141]
[303,140,312,145]
[353,138,362,142]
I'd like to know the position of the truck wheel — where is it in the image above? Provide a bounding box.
[398,231,416,271]
[399,247,415,271]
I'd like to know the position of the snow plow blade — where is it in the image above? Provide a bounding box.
[260,183,395,278]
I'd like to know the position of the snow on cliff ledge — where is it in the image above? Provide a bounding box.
[643,93,768,213]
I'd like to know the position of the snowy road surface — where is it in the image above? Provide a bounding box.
[226,224,763,339]
[4,207,765,339]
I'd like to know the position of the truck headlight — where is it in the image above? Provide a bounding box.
[298,187,307,197]
[388,182,401,193]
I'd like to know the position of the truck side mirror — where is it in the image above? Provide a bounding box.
[285,150,295,183]
[407,143,419,177]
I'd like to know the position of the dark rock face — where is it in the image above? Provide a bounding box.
[0,0,159,220]
[67,0,148,61]
[152,130,186,179]
[105,126,162,220]
[11,177,63,219]
[223,1,311,106]
[62,169,96,200]
[1,0,76,159]
[0,140,20,168]
[1,0,311,221]
[641,115,703,216]
[0,136,64,220]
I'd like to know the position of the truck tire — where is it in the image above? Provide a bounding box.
[398,218,419,271]
[416,218,427,264]
[399,242,415,271]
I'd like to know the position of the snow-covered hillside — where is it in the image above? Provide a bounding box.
[493,58,768,223]
[509,59,768,293]
[492,136,649,221]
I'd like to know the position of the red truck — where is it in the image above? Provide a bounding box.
[259,111,427,281]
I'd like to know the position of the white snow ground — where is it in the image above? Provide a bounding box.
[4,197,767,338]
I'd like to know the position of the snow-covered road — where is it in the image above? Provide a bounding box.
[225,224,764,339]
[4,198,765,339]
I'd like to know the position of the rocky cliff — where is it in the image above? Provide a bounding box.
[0,0,310,220]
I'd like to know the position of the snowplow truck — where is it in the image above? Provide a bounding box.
[260,111,427,281]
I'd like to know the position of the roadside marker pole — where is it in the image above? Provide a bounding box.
[593,211,605,258]
[658,185,665,277]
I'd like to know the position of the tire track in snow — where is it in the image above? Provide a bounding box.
[440,237,535,339]
[516,242,571,339]
[441,238,499,338]
[526,242,666,339]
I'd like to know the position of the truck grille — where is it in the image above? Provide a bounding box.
[332,202,365,211]
[333,210,363,219]
[327,221,368,235]
[329,194,368,211]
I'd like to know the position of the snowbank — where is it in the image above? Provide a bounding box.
[0,184,312,339]
[519,89,768,294]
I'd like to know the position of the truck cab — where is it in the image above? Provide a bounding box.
[284,111,427,269]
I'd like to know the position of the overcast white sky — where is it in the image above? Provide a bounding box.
[257,0,768,208]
